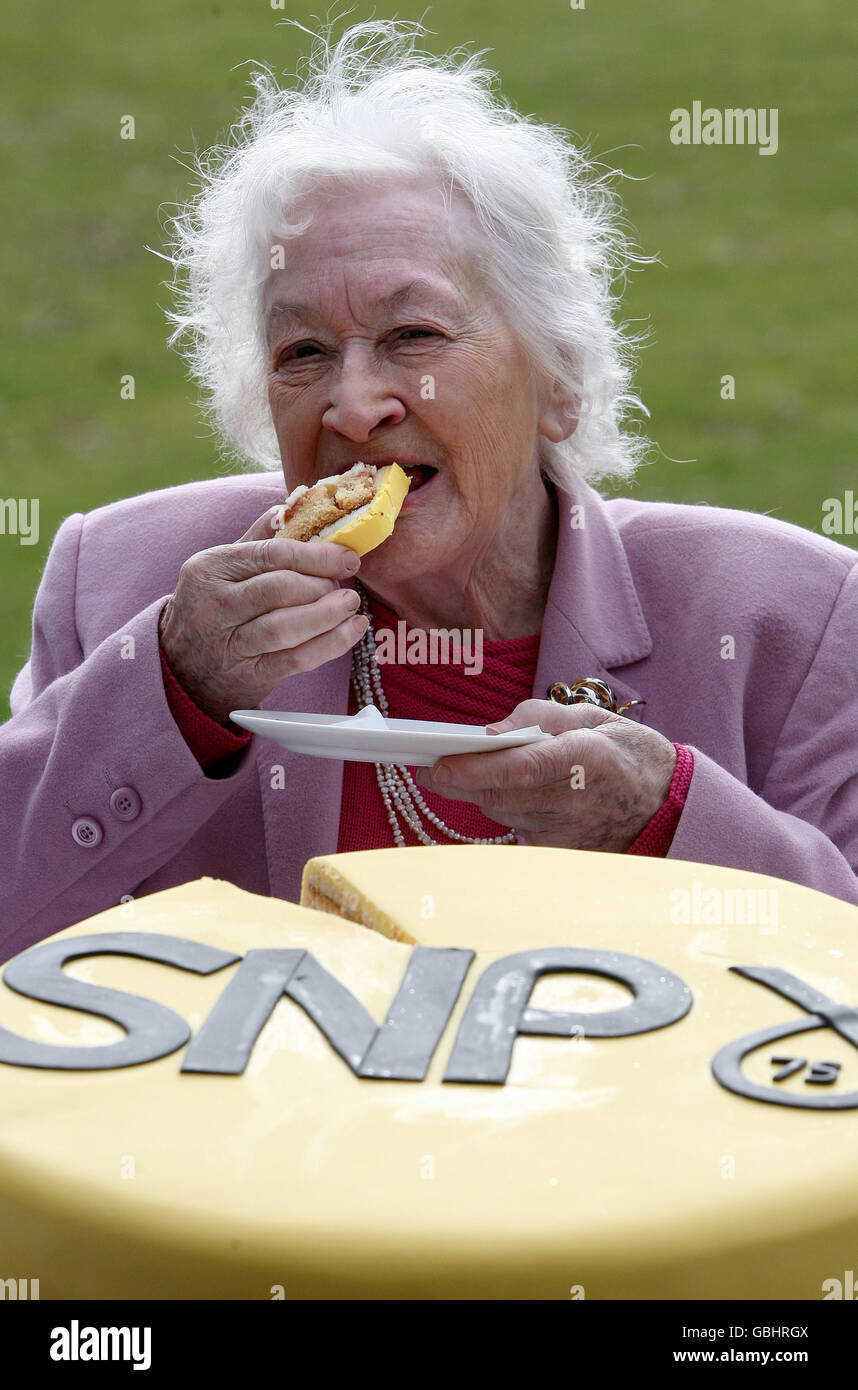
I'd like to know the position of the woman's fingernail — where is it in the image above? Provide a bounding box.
[486,723,506,734]
[433,764,451,784]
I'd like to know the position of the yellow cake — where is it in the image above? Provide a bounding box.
[1,846,857,1299]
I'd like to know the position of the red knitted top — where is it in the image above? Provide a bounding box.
[159,594,692,856]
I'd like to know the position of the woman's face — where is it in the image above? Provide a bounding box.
[263,177,569,585]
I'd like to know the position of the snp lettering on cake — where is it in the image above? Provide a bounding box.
[711,966,858,1110]
[2,932,856,1111]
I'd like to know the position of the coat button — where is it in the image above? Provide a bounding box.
[71,816,103,848]
[109,786,142,821]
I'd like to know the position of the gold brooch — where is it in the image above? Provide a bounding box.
[546,678,645,717]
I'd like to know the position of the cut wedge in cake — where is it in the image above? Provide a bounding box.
[270,461,410,556]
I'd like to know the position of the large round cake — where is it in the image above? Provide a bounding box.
[0,846,856,1299]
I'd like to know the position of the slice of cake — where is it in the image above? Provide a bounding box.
[270,461,410,556]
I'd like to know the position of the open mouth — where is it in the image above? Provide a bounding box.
[399,463,438,496]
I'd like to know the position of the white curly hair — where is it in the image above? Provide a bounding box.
[159,16,652,489]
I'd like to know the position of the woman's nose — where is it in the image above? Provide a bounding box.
[322,349,407,439]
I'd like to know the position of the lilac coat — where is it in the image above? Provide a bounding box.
[3,470,858,957]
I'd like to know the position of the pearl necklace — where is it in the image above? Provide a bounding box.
[349,580,517,848]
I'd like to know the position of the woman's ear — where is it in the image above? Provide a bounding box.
[538,379,580,444]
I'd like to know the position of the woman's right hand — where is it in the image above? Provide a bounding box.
[157,506,368,724]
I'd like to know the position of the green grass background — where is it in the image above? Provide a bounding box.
[2,0,856,717]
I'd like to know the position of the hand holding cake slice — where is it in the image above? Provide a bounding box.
[270,462,410,557]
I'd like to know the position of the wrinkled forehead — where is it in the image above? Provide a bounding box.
[261,177,493,325]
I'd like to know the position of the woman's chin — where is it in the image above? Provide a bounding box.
[357,482,460,586]
[357,528,443,587]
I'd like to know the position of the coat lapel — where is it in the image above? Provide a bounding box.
[533,477,652,714]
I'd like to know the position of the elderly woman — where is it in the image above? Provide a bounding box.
[3,22,857,957]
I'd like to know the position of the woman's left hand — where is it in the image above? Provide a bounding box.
[413,699,678,851]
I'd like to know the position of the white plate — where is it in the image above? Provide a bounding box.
[228,703,552,766]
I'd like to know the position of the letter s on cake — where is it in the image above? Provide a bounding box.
[270,462,410,557]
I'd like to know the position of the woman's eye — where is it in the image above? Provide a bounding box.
[397,328,438,341]
[277,343,320,365]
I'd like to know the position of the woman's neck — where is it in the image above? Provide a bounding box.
[364,477,559,640]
